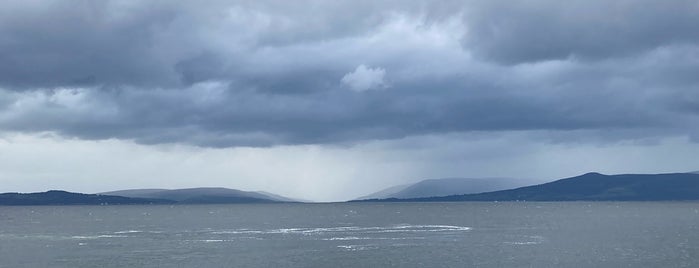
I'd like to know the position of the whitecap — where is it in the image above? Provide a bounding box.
[210,224,470,236]
[336,244,377,251]
[113,230,143,234]
[504,235,544,245]
[198,239,230,243]
[322,236,370,241]
[504,241,541,245]
[71,235,128,239]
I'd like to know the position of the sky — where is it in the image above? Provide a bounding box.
[1,0,698,201]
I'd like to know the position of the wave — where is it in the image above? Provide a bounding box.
[322,236,426,241]
[70,235,128,239]
[8,224,469,242]
[504,235,545,245]
[336,244,378,251]
[212,224,470,236]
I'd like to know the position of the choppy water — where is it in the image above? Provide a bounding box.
[0,202,697,267]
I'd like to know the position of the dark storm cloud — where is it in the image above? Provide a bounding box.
[0,1,183,89]
[460,0,699,64]
[0,0,392,89]
[0,0,697,147]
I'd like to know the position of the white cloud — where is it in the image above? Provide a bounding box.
[341,64,388,92]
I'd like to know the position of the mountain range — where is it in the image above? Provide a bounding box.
[358,177,531,200]
[0,190,173,205]
[99,187,298,204]
[0,187,299,206]
[2,172,699,205]
[355,172,699,202]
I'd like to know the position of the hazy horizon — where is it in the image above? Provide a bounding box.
[1,0,699,202]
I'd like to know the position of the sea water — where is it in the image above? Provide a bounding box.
[0,202,697,267]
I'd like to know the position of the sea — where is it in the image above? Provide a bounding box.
[0,202,697,267]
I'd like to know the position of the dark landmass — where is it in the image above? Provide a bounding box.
[1,187,299,206]
[100,187,295,204]
[255,191,308,203]
[5,172,699,205]
[356,184,411,200]
[353,172,699,202]
[0,190,174,206]
[358,177,531,200]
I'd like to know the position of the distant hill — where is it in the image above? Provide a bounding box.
[100,187,296,204]
[0,190,174,206]
[356,172,699,202]
[357,184,411,200]
[254,191,306,202]
[357,177,531,200]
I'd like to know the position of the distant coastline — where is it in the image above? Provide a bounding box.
[2,172,699,206]
[0,188,297,206]
[352,172,699,202]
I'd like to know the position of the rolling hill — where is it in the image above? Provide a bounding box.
[100,187,296,204]
[356,172,699,202]
[358,177,531,200]
[0,190,174,205]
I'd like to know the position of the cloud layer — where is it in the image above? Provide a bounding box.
[1,0,698,147]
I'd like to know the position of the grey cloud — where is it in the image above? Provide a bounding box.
[2,1,698,89]
[0,1,697,147]
[1,53,694,148]
[460,0,699,64]
[0,1,185,89]
[0,0,400,90]
[174,52,227,85]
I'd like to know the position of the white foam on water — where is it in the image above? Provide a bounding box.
[390,243,422,247]
[323,236,427,241]
[238,236,264,240]
[322,236,369,241]
[113,230,143,234]
[504,235,545,245]
[504,241,540,245]
[70,235,128,239]
[3,234,66,240]
[336,244,377,251]
[211,230,265,235]
[211,224,470,236]
[197,239,233,243]
[380,225,472,232]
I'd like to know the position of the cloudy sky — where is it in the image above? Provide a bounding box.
[1,0,698,201]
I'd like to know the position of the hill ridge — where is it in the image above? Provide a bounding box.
[357,177,532,200]
[354,172,699,202]
[0,190,174,206]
